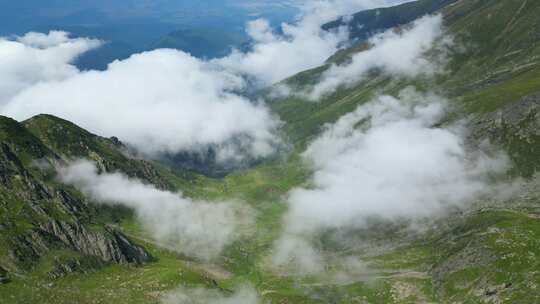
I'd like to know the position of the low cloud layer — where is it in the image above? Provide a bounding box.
[1,40,280,159]
[214,17,346,86]
[308,15,446,99]
[217,0,414,86]
[0,0,415,161]
[273,89,512,273]
[299,0,415,18]
[162,285,259,304]
[59,160,252,260]
[0,31,101,103]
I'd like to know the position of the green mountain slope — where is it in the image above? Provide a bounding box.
[323,0,458,41]
[1,0,540,303]
[22,114,173,189]
[0,116,153,277]
[272,0,540,171]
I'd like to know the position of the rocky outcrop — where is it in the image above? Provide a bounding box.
[8,221,151,271]
[470,91,540,176]
[0,116,153,275]
[0,143,26,184]
[40,221,150,264]
[0,266,9,284]
[430,238,497,296]
[47,255,104,279]
[472,92,540,139]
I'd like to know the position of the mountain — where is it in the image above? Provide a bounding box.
[149,28,248,59]
[0,115,153,278]
[267,1,540,300]
[1,0,540,303]
[323,0,458,42]
[274,0,540,160]
[0,1,297,69]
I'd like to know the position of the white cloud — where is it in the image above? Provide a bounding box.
[273,89,512,272]
[0,31,101,103]
[0,1,417,161]
[298,0,415,20]
[214,0,415,85]
[308,15,446,99]
[58,160,252,260]
[1,47,281,160]
[162,285,259,304]
[213,17,347,86]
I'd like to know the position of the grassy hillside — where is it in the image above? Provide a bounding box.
[272,0,540,169]
[324,0,458,41]
[1,0,540,303]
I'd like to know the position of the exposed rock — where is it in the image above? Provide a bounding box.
[0,143,25,185]
[109,136,122,147]
[47,256,105,279]
[470,91,540,175]
[431,237,497,296]
[55,189,88,217]
[9,230,52,267]
[473,282,513,304]
[47,259,85,280]
[0,143,51,202]
[0,266,9,284]
[8,220,150,272]
[471,92,540,140]
[1,116,157,274]
[39,220,150,264]
[390,281,429,303]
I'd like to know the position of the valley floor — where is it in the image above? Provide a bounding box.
[2,162,539,304]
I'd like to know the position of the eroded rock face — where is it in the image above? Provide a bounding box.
[0,266,8,284]
[7,221,151,272]
[473,92,540,137]
[0,143,26,185]
[47,255,105,279]
[0,117,152,274]
[430,238,497,296]
[40,221,150,264]
[470,91,540,176]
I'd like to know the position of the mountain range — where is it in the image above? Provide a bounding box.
[0,0,298,69]
[1,0,540,303]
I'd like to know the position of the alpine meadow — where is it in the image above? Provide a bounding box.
[1,0,540,303]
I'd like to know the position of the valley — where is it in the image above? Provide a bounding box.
[1,0,540,303]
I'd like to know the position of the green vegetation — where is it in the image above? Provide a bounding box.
[323,0,458,44]
[2,0,540,303]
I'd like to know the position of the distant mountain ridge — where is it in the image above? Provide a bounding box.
[149,28,249,59]
[323,0,458,42]
[1,0,298,70]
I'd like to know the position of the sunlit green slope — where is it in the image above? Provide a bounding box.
[1,0,540,303]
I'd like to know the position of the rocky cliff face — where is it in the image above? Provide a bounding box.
[16,220,151,265]
[0,116,154,278]
[471,91,540,176]
[0,266,8,284]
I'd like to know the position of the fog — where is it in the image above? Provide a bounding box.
[162,285,259,304]
[273,89,512,273]
[308,15,446,99]
[0,0,414,162]
[58,160,253,260]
